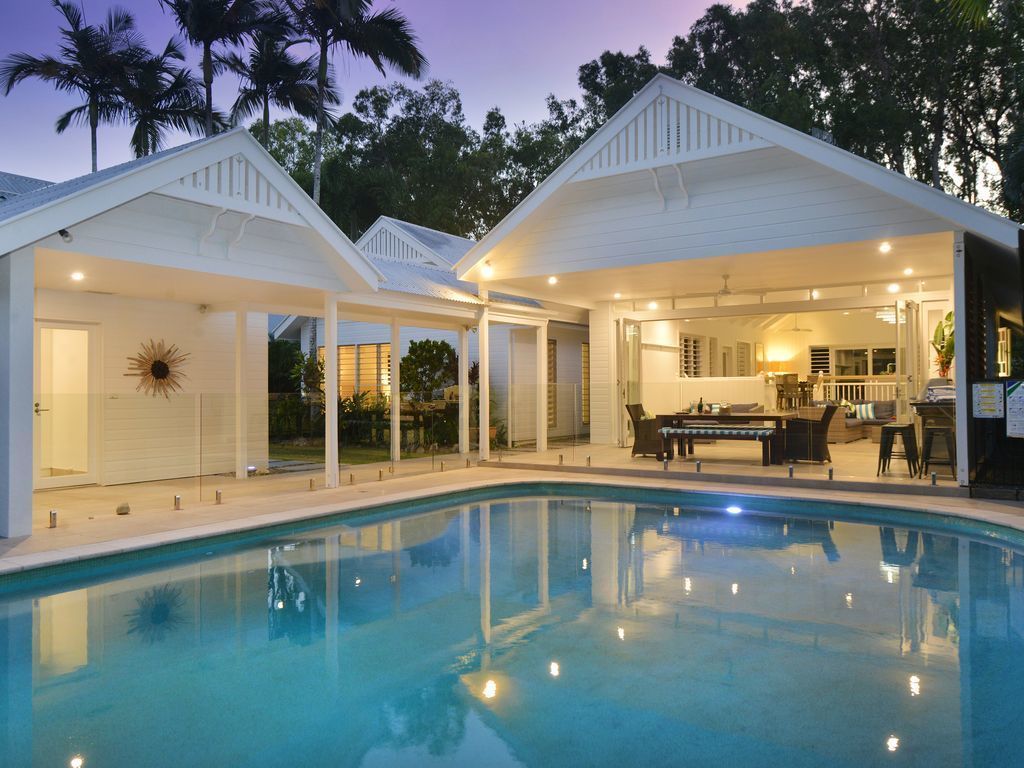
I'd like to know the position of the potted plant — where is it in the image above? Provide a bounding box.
[931,311,955,378]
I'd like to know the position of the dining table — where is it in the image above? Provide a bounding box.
[658,410,799,465]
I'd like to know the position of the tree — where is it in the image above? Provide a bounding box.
[577,47,659,123]
[284,0,427,205]
[400,339,457,399]
[1,0,145,172]
[118,39,208,157]
[269,338,303,393]
[158,0,275,136]
[219,29,336,146]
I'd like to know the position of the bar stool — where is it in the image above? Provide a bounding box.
[921,426,956,478]
[877,423,920,477]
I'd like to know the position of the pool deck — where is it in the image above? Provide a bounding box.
[4,466,1024,577]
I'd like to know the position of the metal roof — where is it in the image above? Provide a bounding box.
[371,253,540,307]
[383,217,475,265]
[0,171,52,201]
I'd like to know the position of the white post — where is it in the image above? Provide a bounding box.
[458,326,469,455]
[952,231,969,487]
[390,317,400,463]
[234,306,249,479]
[478,306,490,461]
[324,296,339,488]
[0,249,34,537]
[536,322,548,452]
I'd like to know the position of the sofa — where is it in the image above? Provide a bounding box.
[798,400,897,443]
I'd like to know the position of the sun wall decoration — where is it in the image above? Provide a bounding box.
[126,339,190,397]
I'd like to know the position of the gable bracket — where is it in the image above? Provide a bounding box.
[674,164,690,208]
[228,213,256,252]
[198,206,228,252]
[649,168,666,212]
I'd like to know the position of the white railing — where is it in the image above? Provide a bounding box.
[822,378,904,403]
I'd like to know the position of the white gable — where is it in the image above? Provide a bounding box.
[573,90,770,183]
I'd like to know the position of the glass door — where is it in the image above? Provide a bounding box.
[896,299,921,419]
[617,318,642,446]
[33,323,99,488]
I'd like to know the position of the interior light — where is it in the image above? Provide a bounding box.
[726,505,742,515]
[909,675,921,696]
[70,271,85,281]
[887,283,900,294]
[549,661,560,677]
[617,626,625,641]
[903,267,914,276]
[811,289,820,300]
[613,292,622,299]
[647,301,658,310]
[886,736,899,752]
[480,262,494,279]
[547,275,558,285]
[731,583,739,595]
[483,679,497,699]
[879,241,892,254]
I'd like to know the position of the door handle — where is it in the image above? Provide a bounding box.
[34,402,49,415]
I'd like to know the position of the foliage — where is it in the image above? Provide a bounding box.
[400,339,457,399]
[290,349,324,399]
[931,311,956,376]
[269,338,302,393]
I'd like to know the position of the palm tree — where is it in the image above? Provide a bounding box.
[284,0,427,204]
[157,0,277,136]
[218,30,337,146]
[1,0,145,172]
[118,39,209,157]
[948,0,990,26]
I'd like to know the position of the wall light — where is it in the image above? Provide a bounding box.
[887,283,900,294]
[547,275,558,285]
[481,262,494,279]
[647,301,658,310]
[59,228,73,244]
[70,271,85,282]
[879,241,892,254]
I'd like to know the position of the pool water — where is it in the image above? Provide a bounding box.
[2,486,1023,767]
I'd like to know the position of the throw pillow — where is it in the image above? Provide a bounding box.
[853,402,876,420]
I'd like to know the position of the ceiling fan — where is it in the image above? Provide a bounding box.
[717,274,733,296]
[786,314,814,332]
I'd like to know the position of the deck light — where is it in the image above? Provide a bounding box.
[70,271,85,281]
[886,736,899,752]
[481,262,494,279]
[547,275,558,285]
[887,283,900,294]
[726,505,742,515]
[879,241,892,254]
[550,662,560,677]
[903,267,914,276]
[483,680,497,699]
[647,301,658,310]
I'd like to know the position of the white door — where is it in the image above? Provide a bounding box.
[33,323,100,488]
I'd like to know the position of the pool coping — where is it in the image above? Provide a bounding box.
[3,470,1023,578]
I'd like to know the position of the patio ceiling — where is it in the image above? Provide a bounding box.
[486,232,953,309]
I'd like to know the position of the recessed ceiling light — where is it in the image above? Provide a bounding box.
[70,271,85,281]
[480,262,494,279]
[613,292,622,299]
[843,311,850,316]
[547,275,558,285]
[811,289,820,300]
[887,283,900,294]
[903,267,913,276]
[647,301,658,310]
[879,241,892,254]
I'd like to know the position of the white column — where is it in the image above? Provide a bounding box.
[952,231,969,487]
[324,296,339,488]
[0,249,34,538]
[234,306,248,479]
[478,307,490,461]
[458,326,470,455]
[536,322,549,452]
[390,318,400,463]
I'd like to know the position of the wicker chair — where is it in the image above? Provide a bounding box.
[785,405,839,463]
[625,404,664,459]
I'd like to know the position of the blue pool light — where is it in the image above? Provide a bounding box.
[726,505,742,515]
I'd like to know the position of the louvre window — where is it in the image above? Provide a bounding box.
[679,334,704,377]
[581,343,590,425]
[548,339,557,427]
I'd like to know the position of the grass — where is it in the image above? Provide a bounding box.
[269,442,453,465]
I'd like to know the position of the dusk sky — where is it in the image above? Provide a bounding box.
[0,0,712,182]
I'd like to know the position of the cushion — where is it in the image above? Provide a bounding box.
[853,402,875,420]
[872,400,896,420]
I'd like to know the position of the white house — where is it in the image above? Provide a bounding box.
[273,215,590,447]
[456,74,1023,492]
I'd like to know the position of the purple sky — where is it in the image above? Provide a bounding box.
[0,0,712,182]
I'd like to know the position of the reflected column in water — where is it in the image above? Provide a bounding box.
[461,506,471,593]
[538,500,549,608]
[0,598,32,766]
[958,537,973,768]
[591,503,621,607]
[325,534,340,681]
[480,503,491,647]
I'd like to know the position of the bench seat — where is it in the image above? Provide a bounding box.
[659,426,776,466]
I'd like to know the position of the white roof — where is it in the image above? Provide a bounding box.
[0,129,383,292]
[457,73,1021,278]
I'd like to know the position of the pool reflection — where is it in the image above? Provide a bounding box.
[1,497,1024,767]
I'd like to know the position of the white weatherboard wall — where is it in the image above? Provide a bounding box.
[508,325,588,443]
[588,303,616,445]
[35,289,268,485]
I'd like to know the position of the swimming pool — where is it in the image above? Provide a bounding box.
[2,483,1022,767]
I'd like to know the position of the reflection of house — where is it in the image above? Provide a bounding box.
[273,215,589,445]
